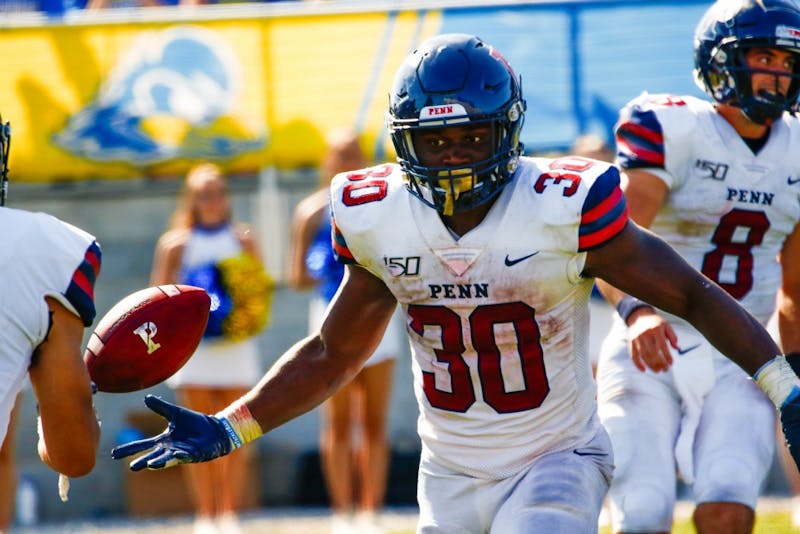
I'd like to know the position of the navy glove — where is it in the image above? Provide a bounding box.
[782,353,800,471]
[110,394,232,471]
[781,387,800,472]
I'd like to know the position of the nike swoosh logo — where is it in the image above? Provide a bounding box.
[676,343,701,356]
[504,251,539,266]
[789,176,800,185]
[573,449,608,457]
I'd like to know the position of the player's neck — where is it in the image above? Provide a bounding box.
[440,202,493,238]
[717,103,771,141]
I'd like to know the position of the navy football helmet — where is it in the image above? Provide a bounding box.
[694,0,800,124]
[0,117,10,207]
[387,34,526,215]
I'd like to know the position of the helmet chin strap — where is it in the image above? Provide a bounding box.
[740,77,793,125]
[741,100,780,125]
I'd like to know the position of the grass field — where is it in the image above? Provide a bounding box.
[386,509,800,534]
[598,505,800,534]
[387,511,800,534]
[385,507,800,534]
[597,512,798,533]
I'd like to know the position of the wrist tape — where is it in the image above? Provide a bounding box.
[754,355,800,409]
[216,402,263,450]
[615,295,654,324]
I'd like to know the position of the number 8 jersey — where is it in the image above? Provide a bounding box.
[617,92,800,325]
[330,156,627,479]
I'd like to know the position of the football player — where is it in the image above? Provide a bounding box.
[595,1,800,532]
[113,33,800,532]
[0,118,101,478]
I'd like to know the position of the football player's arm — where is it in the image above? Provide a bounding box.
[29,297,100,477]
[777,223,800,354]
[112,263,398,470]
[594,168,678,372]
[247,263,397,427]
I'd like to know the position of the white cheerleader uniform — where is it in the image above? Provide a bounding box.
[166,225,262,388]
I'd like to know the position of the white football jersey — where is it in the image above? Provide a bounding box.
[0,208,100,443]
[617,92,800,325]
[330,157,628,479]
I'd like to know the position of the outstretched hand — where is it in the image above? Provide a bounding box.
[111,395,232,471]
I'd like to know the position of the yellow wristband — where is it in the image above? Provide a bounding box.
[216,402,263,449]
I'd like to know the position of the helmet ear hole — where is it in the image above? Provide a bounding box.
[387,34,525,214]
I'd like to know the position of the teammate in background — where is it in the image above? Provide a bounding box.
[150,163,264,534]
[113,33,800,532]
[288,129,403,534]
[594,1,800,532]
[0,118,101,486]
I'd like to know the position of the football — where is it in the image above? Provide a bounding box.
[85,284,211,393]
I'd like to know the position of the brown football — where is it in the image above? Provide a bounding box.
[85,285,210,393]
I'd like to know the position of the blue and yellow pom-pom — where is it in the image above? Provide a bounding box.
[217,254,274,342]
[183,254,274,342]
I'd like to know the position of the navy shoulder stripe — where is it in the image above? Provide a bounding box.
[65,241,102,326]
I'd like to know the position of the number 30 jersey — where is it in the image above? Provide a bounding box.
[617,92,800,325]
[330,157,628,479]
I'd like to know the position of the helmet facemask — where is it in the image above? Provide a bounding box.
[706,41,800,124]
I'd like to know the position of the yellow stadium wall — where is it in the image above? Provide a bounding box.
[1,6,443,181]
